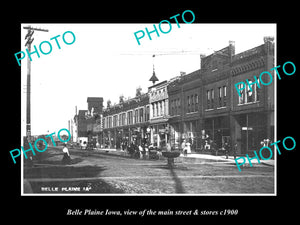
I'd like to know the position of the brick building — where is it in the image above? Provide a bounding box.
[168,38,275,154]
[73,97,104,146]
[75,38,274,155]
[102,93,150,149]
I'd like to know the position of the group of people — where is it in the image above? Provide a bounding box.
[126,142,162,160]
[181,138,239,159]
[61,137,272,164]
[181,140,192,156]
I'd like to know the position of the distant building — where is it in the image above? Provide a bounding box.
[73,97,104,146]
[102,93,150,149]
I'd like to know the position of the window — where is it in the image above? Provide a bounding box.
[238,80,260,105]
[127,111,131,125]
[206,90,210,109]
[217,86,227,107]
[103,118,106,129]
[218,87,222,107]
[195,94,198,111]
[171,100,174,116]
[102,118,105,129]
[223,86,227,106]
[152,103,155,117]
[122,113,126,126]
[108,117,112,128]
[134,109,138,124]
[187,94,198,112]
[113,115,118,127]
[206,89,215,109]
[131,111,134,124]
[139,108,144,122]
[146,106,150,121]
[191,95,194,112]
[211,89,214,108]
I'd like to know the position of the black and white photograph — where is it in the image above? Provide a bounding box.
[4,4,299,224]
[19,23,277,195]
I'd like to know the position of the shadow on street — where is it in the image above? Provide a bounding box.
[144,164,186,193]
[169,166,185,193]
[24,165,106,179]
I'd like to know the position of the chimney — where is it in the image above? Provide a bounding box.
[229,40,235,58]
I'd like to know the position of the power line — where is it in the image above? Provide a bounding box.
[118,47,215,56]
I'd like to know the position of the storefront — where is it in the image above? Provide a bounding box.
[204,116,230,149]
[169,121,181,149]
[232,112,269,154]
[150,122,169,148]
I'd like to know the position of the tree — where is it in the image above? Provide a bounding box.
[119,95,124,104]
[107,99,111,108]
[136,87,142,97]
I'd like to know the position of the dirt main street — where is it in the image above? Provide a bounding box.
[23,147,275,194]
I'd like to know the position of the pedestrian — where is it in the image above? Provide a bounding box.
[139,145,144,159]
[211,140,218,156]
[166,141,172,152]
[181,140,187,156]
[224,142,229,159]
[62,144,71,164]
[233,143,237,159]
[145,144,149,159]
[186,140,191,155]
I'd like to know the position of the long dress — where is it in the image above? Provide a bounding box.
[186,142,191,154]
[62,147,71,164]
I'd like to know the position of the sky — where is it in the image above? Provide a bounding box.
[20,23,276,136]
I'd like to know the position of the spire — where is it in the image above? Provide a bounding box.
[149,54,159,85]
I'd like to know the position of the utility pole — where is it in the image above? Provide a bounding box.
[23,26,48,140]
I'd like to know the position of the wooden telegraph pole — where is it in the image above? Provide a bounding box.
[23,26,48,140]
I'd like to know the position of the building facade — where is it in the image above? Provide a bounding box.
[73,97,104,147]
[73,38,274,155]
[168,70,202,150]
[102,93,150,149]
[230,37,275,154]
[168,38,275,154]
[148,80,170,148]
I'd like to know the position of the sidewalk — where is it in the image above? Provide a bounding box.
[183,153,274,166]
[80,148,274,167]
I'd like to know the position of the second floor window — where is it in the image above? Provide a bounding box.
[238,80,260,105]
